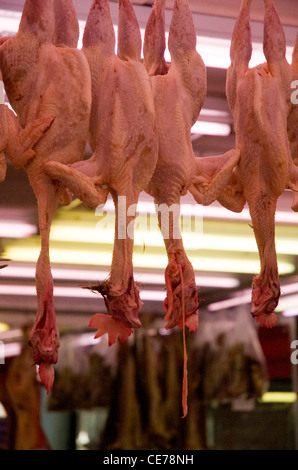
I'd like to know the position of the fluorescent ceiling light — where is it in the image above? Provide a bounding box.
[3,243,295,275]
[259,392,297,403]
[0,322,9,333]
[0,341,21,358]
[0,328,23,340]
[49,215,298,257]
[203,204,298,225]
[208,281,298,313]
[0,403,7,418]
[1,264,239,289]
[208,290,251,312]
[0,282,166,303]
[94,198,205,217]
[276,294,298,312]
[0,220,37,238]
[191,120,231,137]
[282,308,298,317]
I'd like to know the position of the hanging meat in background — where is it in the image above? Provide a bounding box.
[45,0,158,345]
[4,326,51,450]
[98,316,223,451]
[99,317,190,451]
[217,0,298,328]
[0,0,92,393]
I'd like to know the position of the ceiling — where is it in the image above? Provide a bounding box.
[0,0,298,336]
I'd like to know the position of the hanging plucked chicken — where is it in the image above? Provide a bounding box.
[45,0,159,345]
[0,0,92,393]
[217,0,298,327]
[143,0,240,336]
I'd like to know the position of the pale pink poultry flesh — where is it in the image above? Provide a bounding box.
[45,0,158,346]
[220,0,298,327]
[287,33,298,209]
[0,0,92,392]
[144,0,240,333]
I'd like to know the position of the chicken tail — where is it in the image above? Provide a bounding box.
[117,0,142,62]
[53,0,80,48]
[83,0,115,53]
[19,0,55,42]
[143,0,168,76]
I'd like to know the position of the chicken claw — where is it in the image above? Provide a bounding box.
[89,313,133,346]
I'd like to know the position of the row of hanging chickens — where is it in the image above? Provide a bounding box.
[0,0,298,402]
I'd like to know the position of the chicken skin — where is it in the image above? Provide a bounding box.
[221,0,298,327]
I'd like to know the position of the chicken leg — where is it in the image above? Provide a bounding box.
[223,0,298,327]
[0,0,92,392]
[45,0,158,346]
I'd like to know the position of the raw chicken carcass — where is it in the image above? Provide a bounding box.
[220,0,298,327]
[287,33,298,209]
[45,0,158,346]
[6,328,51,450]
[144,0,240,334]
[0,0,92,392]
